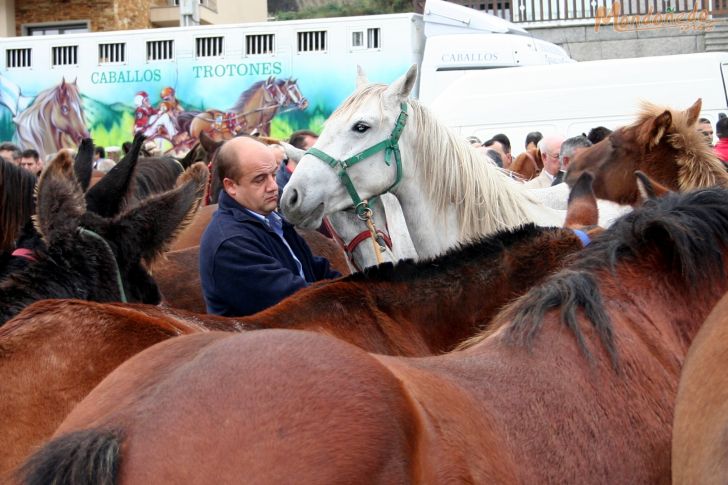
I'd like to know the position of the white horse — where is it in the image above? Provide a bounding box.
[282,143,418,269]
[281,65,565,260]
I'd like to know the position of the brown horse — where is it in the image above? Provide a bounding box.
[19,187,728,484]
[672,291,728,484]
[3,211,596,477]
[188,77,307,140]
[565,98,728,205]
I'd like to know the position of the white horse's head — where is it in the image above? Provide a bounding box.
[281,65,418,229]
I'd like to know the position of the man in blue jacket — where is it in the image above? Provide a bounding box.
[199,136,340,316]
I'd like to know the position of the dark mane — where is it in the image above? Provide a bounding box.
[343,223,561,284]
[230,80,268,113]
[133,157,184,200]
[0,157,36,251]
[500,188,728,366]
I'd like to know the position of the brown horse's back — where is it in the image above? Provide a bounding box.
[673,291,728,484]
[50,330,422,484]
[0,299,215,479]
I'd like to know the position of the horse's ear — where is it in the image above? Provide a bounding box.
[281,141,305,162]
[635,170,671,204]
[565,171,598,229]
[640,110,672,149]
[356,65,368,88]
[383,64,418,102]
[684,98,702,127]
[84,133,145,217]
[116,162,208,264]
[35,150,85,244]
[74,138,95,192]
[199,131,223,154]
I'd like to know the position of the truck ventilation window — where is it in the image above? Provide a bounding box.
[297,31,327,53]
[99,43,126,64]
[147,40,174,61]
[196,36,224,58]
[367,28,380,48]
[52,46,78,67]
[246,34,275,56]
[6,48,31,68]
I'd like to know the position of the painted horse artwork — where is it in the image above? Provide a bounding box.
[1,176,601,477]
[281,65,571,260]
[18,188,728,484]
[0,147,208,325]
[0,76,89,160]
[672,291,728,484]
[185,77,308,143]
[565,98,728,205]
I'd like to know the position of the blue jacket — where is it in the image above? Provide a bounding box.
[199,191,340,316]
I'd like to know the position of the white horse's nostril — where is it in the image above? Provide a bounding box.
[288,187,299,208]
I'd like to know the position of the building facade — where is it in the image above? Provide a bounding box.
[0,0,267,37]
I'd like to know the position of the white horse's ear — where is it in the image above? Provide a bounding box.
[281,142,305,162]
[384,65,418,101]
[356,65,368,88]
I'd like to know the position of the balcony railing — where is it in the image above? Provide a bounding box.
[474,0,717,23]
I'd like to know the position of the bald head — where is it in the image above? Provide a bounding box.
[219,136,280,216]
[217,136,275,184]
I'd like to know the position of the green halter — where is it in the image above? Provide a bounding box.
[305,102,408,219]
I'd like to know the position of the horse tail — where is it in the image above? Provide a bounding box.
[17,428,122,485]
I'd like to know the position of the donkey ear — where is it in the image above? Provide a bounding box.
[356,65,368,88]
[116,162,208,264]
[85,133,144,217]
[383,65,418,102]
[74,138,95,192]
[684,98,702,127]
[35,150,85,243]
[565,172,598,229]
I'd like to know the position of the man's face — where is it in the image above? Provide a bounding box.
[699,122,714,144]
[562,146,589,170]
[19,157,40,173]
[301,135,318,150]
[224,140,279,216]
[542,143,563,176]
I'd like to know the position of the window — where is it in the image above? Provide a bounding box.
[245,34,275,56]
[6,48,32,68]
[147,40,174,61]
[98,42,125,64]
[196,36,223,57]
[26,22,89,36]
[52,45,78,66]
[171,0,206,4]
[297,30,327,53]
[351,28,380,50]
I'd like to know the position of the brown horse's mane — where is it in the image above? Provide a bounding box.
[344,223,564,284]
[462,188,728,367]
[636,101,728,191]
[229,79,269,114]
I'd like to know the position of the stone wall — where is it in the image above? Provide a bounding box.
[15,0,154,35]
[525,22,705,61]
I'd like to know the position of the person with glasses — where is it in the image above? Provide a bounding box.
[525,134,565,189]
[199,136,340,317]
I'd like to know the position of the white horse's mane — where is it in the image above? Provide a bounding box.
[330,84,537,240]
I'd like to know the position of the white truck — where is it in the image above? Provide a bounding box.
[428,52,728,148]
[0,0,571,156]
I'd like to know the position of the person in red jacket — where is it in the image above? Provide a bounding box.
[713,113,728,169]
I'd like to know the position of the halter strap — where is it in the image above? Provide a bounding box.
[78,227,128,303]
[306,102,408,219]
[571,228,591,247]
[11,247,37,262]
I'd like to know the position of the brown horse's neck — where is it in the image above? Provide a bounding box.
[249,229,584,356]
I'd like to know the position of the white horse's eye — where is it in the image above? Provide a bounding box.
[352,122,369,133]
